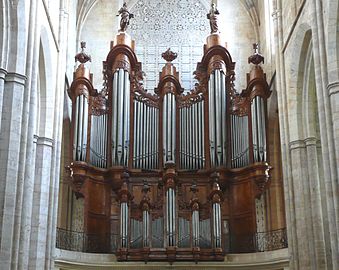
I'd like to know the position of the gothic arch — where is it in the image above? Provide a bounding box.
[286,24,312,141]
[301,40,319,139]
[37,26,56,138]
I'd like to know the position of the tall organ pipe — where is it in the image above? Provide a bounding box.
[120,202,129,248]
[111,69,130,166]
[143,209,150,247]
[90,114,108,168]
[251,96,266,162]
[208,69,227,167]
[163,93,176,163]
[73,94,88,162]
[166,187,176,246]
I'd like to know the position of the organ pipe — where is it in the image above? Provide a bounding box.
[73,94,89,162]
[166,188,176,246]
[231,114,249,168]
[120,202,129,248]
[163,93,176,163]
[208,69,227,168]
[251,96,267,162]
[112,69,130,166]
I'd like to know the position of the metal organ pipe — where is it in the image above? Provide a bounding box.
[143,209,149,247]
[231,114,249,168]
[212,202,222,248]
[166,187,176,246]
[192,209,199,247]
[132,96,159,170]
[120,202,129,248]
[208,69,227,168]
[251,96,266,162]
[163,93,176,163]
[111,69,130,166]
[73,95,88,162]
[178,96,205,170]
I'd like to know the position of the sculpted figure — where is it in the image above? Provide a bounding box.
[117,2,134,32]
[207,3,220,34]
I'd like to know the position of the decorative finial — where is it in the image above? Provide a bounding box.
[116,2,134,32]
[75,41,91,64]
[207,2,220,34]
[248,43,265,65]
[161,48,178,62]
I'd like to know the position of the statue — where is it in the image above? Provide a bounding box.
[117,2,134,32]
[207,3,220,34]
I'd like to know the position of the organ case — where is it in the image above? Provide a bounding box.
[67,31,271,261]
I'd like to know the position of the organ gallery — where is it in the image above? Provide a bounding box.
[65,3,282,262]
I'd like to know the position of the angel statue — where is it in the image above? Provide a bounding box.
[207,3,220,34]
[117,2,134,32]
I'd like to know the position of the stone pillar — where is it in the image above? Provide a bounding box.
[310,0,339,268]
[28,136,54,270]
[328,82,339,180]
[46,1,70,268]
[0,72,27,269]
[272,1,298,269]
[0,68,7,132]
[16,0,40,268]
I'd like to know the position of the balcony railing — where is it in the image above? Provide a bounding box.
[229,228,288,253]
[56,227,287,254]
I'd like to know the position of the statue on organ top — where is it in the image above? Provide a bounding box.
[117,2,134,32]
[207,3,220,34]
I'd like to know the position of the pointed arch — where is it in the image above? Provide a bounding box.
[285,24,312,141]
[37,25,56,138]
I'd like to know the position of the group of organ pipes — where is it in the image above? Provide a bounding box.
[67,28,272,262]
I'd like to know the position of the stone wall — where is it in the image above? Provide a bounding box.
[0,0,74,269]
[272,0,339,269]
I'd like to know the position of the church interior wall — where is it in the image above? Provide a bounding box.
[273,0,339,268]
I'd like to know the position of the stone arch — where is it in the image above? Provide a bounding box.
[287,24,329,270]
[301,40,320,140]
[36,26,56,138]
[327,0,339,83]
[286,24,312,141]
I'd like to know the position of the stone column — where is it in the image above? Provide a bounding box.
[0,72,27,269]
[28,136,54,270]
[272,1,298,269]
[0,68,7,132]
[15,0,40,268]
[310,0,339,268]
[46,1,70,268]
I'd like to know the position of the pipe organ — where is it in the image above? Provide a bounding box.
[67,26,271,262]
